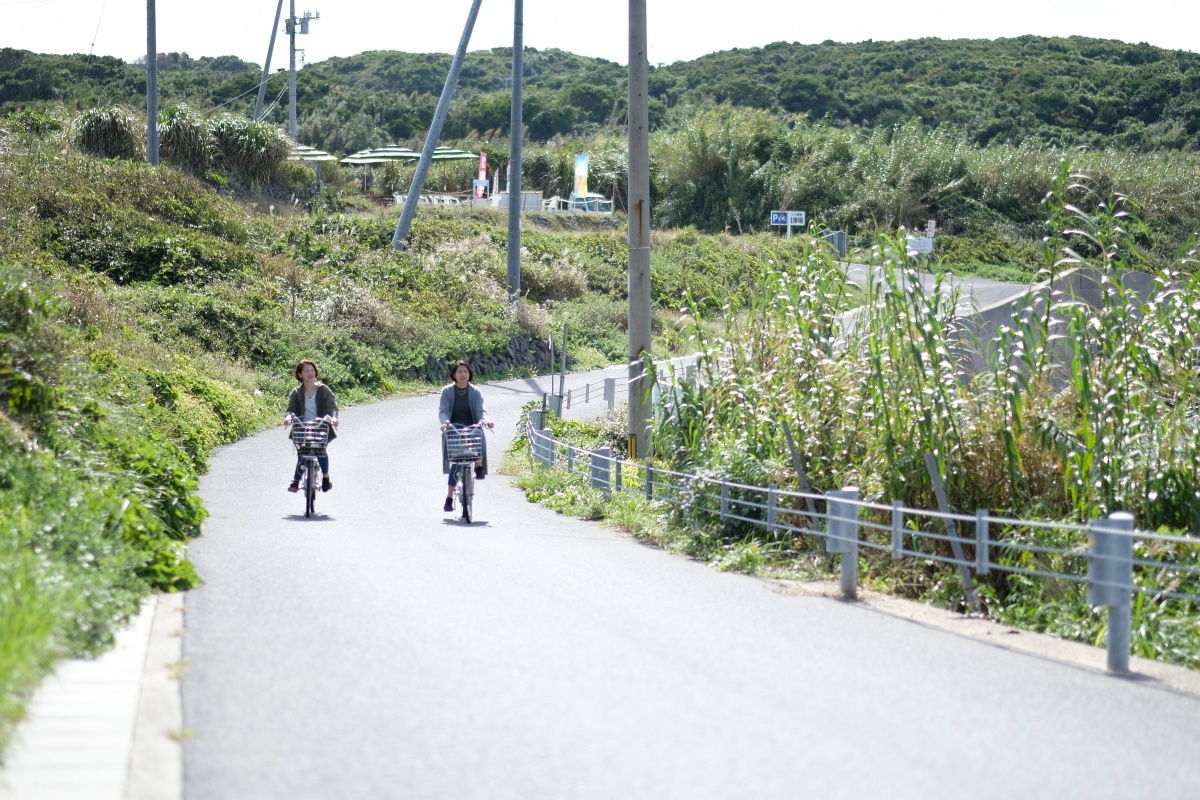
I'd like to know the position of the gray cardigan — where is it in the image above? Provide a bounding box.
[287,382,338,441]
[439,383,490,474]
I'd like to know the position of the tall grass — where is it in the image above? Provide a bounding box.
[158,104,213,173]
[209,114,292,184]
[649,161,1200,664]
[509,109,1200,269]
[76,105,144,161]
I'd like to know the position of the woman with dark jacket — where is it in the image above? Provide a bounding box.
[284,359,339,493]
[438,360,493,512]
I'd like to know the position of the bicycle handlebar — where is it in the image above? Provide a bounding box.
[285,414,336,428]
[440,419,493,433]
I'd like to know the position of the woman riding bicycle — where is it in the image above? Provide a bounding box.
[284,359,339,493]
[439,360,493,512]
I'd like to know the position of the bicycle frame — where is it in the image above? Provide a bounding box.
[288,417,331,518]
[444,421,488,523]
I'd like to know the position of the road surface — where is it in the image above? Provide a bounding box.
[184,357,1200,799]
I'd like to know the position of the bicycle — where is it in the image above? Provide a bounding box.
[287,416,332,518]
[443,421,488,523]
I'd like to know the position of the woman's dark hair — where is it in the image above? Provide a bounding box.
[448,360,473,383]
[294,359,319,381]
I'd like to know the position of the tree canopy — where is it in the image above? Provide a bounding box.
[3,35,1198,152]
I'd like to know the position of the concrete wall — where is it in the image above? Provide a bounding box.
[954,267,1160,383]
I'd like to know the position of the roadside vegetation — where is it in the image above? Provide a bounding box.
[508,163,1200,670]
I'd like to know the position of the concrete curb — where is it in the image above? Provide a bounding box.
[0,597,155,800]
[126,593,184,800]
[770,578,1200,699]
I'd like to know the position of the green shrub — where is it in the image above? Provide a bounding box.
[48,208,257,285]
[934,233,1042,277]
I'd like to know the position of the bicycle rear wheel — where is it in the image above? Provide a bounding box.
[305,460,317,517]
[461,469,473,523]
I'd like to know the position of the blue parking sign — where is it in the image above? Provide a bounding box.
[770,211,787,225]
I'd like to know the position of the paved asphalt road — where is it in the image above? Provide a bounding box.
[185,350,1200,798]
[843,262,1030,311]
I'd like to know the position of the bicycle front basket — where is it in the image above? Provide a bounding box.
[291,422,329,457]
[445,427,484,462]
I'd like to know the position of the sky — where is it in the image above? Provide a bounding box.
[2,0,1197,68]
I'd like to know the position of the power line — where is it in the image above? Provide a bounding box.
[210,78,273,112]
[89,0,108,56]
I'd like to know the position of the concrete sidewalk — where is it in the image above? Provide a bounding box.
[0,595,183,800]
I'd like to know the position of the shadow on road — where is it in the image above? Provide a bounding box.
[484,378,547,397]
[440,518,491,528]
[282,514,337,522]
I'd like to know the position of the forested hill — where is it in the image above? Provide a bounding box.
[3,35,1198,151]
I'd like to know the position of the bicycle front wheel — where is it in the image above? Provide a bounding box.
[461,469,473,523]
[306,460,317,517]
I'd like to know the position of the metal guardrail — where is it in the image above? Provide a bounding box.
[523,421,1200,674]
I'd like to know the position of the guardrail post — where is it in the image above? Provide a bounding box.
[585,383,590,404]
[615,456,623,491]
[645,463,653,500]
[537,429,555,467]
[566,388,572,410]
[591,446,611,492]
[528,409,545,430]
[604,378,616,411]
[1088,511,1134,673]
[720,479,729,520]
[767,482,777,534]
[548,394,563,416]
[567,443,574,473]
[891,499,903,560]
[975,509,990,575]
[827,487,860,599]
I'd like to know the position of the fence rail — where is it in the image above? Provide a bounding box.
[524,421,1200,674]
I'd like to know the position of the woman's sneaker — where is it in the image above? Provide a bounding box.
[443,497,454,512]
[288,480,299,493]
[322,476,332,493]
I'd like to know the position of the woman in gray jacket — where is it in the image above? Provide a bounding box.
[438,360,493,512]
[284,359,339,493]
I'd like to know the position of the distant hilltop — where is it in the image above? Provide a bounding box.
[2,35,1197,151]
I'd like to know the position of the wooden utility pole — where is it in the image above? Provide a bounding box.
[627,0,652,458]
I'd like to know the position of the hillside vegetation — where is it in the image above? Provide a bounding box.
[7,38,1200,273]
[3,36,1199,151]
